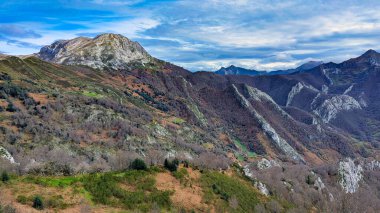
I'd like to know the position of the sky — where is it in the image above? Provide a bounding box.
[1,0,380,71]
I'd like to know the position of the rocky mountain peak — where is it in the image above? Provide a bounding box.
[353,49,380,66]
[37,33,152,70]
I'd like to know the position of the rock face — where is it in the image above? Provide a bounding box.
[232,84,304,162]
[338,158,363,193]
[257,158,280,170]
[313,95,362,123]
[37,33,152,70]
[0,146,16,164]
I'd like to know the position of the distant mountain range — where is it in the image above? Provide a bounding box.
[213,61,323,76]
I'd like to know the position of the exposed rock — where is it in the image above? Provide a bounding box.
[314,177,326,192]
[358,92,368,107]
[257,158,280,170]
[37,33,152,70]
[313,95,362,123]
[244,85,290,118]
[0,146,16,164]
[254,181,270,196]
[243,165,270,196]
[338,158,363,193]
[282,180,294,192]
[286,82,318,106]
[243,165,254,178]
[343,84,354,95]
[286,82,304,107]
[181,77,207,126]
[322,85,329,94]
[232,84,304,162]
[365,160,380,171]
[322,68,334,85]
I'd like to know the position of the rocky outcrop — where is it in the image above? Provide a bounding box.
[286,82,318,107]
[255,181,270,196]
[365,160,380,171]
[343,84,354,95]
[338,158,363,193]
[257,158,280,170]
[232,84,304,162]
[244,85,290,118]
[313,95,362,123]
[286,82,304,106]
[0,146,16,164]
[243,165,270,196]
[37,33,152,70]
[322,68,334,85]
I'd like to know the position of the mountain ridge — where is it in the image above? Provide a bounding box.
[214,60,323,76]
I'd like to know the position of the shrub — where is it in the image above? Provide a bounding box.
[130,158,148,170]
[1,171,10,182]
[32,196,44,210]
[45,195,67,209]
[6,102,17,112]
[16,195,28,204]
[172,168,189,182]
[201,171,263,212]
[164,158,179,172]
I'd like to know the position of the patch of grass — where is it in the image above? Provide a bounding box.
[82,171,172,211]
[172,117,186,125]
[22,176,80,188]
[82,90,103,98]
[201,171,265,212]
[234,138,256,158]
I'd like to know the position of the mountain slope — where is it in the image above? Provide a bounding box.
[2,34,380,212]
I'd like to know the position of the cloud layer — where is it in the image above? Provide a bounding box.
[1,0,380,71]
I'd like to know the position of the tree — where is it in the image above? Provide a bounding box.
[164,158,179,172]
[1,171,10,182]
[130,158,147,170]
[32,196,44,210]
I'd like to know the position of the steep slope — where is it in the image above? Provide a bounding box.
[248,50,380,144]
[1,34,379,172]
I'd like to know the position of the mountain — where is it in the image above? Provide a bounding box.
[214,65,264,75]
[214,60,323,76]
[37,33,153,70]
[1,34,380,212]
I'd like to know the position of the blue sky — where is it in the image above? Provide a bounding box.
[1,0,380,71]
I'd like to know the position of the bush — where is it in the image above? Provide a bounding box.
[32,196,44,210]
[1,171,10,182]
[130,158,147,170]
[172,168,189,182]
[16,195,28,204]
[164,159,179,172]
[6,102,17,112]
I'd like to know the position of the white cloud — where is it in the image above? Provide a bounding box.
[0,41,37,55]
[7,17,160,54]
